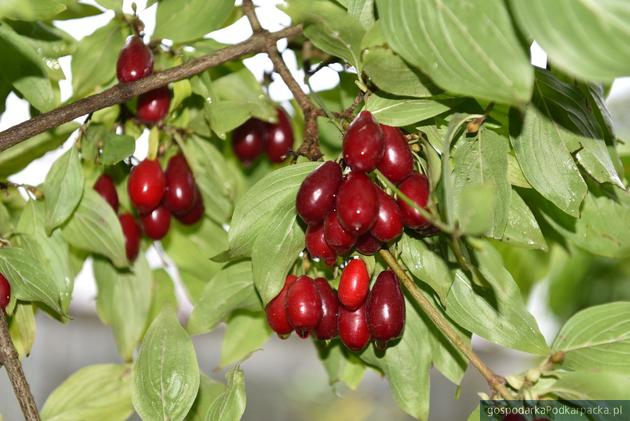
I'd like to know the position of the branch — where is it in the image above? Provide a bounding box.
[0,25,303,153]
[0,310,40,420]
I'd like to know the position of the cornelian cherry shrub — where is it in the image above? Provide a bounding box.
[0,0,629,420]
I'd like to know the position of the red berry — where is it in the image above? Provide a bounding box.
[336,172,378,235]
[286,276,322,338]
[232,118,266,164]
[116,36,153,83]
[342,111,384,172]
[355,233,381,256]
[137,86,170,124]
[305,224,336,266]
[119,213,141,261]
[296,161,343,225]
[338,302,370,352]
[377,125,413,183]
[266,275,298,337]
[338,258,370,310]
[371,188,404,242]
[367,271,405,345]
[164,154,197,215]
[314,278,339,340]
[140,206,171,240]
[175,191,205,225]
[397,173,430,229]
[128,159,166,214]
[323,210,356,255]
[0,273,11,310]
[265,108,294,163]
[94,174,119,212]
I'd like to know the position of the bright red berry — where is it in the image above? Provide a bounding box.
[0,273,11,310]
[336,172,378,235]
[266,275,298,338]
[314,278,339,340]
[232,118,266,164]
[355,233,381,256]
[377,125,413,183]
[367,271,405,346]
[119,213,141,261]
[116,36,153,83]
[128,159,166,214]
[371,188,404,242]
[296,161,343,225]
[397,172,430,229]
[338,302,371,352]
[338,258,370,310]
[343,111,384,173]
[305,224,336,266]
[265,108,294,163]
[286,276,322,338]
[175,190,205,225]
[164,154,197,215]
[94,174,119,212]
[140,206,171,240]
[137,86,170,124]
[323,210,356,255]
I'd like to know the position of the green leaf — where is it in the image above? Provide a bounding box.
[365,95,450,127]
[95,0,122,10]
[549,371,630,400]
[347,0,375,29]
[316,342,366,390]
[8,303,36,360]
[185,374,225,421]
[53,2,102,20]
[205,367,246,421]
[398,235,451,303]
[501,190,547,250]
[41,364,133,421]
[6,21,77,58]
[455,183,496,237]
[101,134,135,165]
[0,0,66,21]
[133,306,200,421]
[377,0,533,105]
[43,147,84,232]
[154,0,234,43]
[220,311,271,367]
[146,269,177,330]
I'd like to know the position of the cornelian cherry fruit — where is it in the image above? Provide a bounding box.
[140,206,171,240]
[232,118,266,164]
[116,36,153,83]
[0,273,11,310]
[314,278,339,340]
[343,111,384,173]
[338,258,370,310]
[397,172,431,229]
[266,275,298,337]
[296,161,342,225]
[336,172,378,235]
[128,159,166,214]
[286,275,322,338]
[367,270,405,346]
[338,302,371,352]
[355,233,381,256]
[164,154,197,215]
[137,86,170,124]
[377,125,413,183]
[305,223,336,266]
[323,210,356,255]
[265,108,294,163]
[119,213,141,261]
[371,188,404,242]
[94,174,119,212]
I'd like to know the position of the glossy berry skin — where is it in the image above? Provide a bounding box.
[93,174,119,212]
[265,108,294,163]
[137,87,170,124]
[116,36,153,83]
[175,191,204,225]
[232,118,266,164]
[338,303,370,352]
[377,125,414,183]
[323,210,356,255]
[0,273,10,310]
[296,161,342,225]
[338,258,370,310]
[371,188,404,242]
[336,172,378,235]
[397,172,430,229]
[128,159,166,214]
[140,206,171,240]
[314,278,339,340]
[355,233,381,256]
[286,276,322,338]
[367,271,405,344]
[305,224,336,266]
[119,213,141,261]
[343,111,384,173]
[266,275,298,337]
[164,154,197,215]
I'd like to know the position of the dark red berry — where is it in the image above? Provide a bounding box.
[286,276,322,338]
[367,271,405,345]
[128,159,166,214]
[119,213,141,261]
[397,172,430,229]
[338,302,370,352]
[116,36,153,83]
[342,111,384,173]
[338,258,370,310]
[232,118,266,164]
[377,125,413,183]
[502,416,527,421]
[305,224,336,266]
[140,206,171,240]
[265,108,294,163]
[371,188,404,242]
[336,172,378,235]
[94,174,119,212]
[323,210,356,255]
[164,154,197,215]
[0,273,11,310]
[296,161,343,225]
[314,278,339,340]
[355,233,381,256]
[175,191,205,225]
[266,275,298,338]
[137,86,170,124]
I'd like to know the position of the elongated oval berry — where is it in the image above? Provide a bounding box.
[0,273,11,310]
[296,161,342,225]
[176,191,204,225]
[94,174,119,212]
[343,111,384,172]
[377,125,413,183]
[119,213,141,261]
[397,172,430,229]
[336,172,378,235]
[164,154,197,215]
[117,36,153,83]
[232,118,266,164]
[128,159,166,214]
[338,258,370,310]
[265,108,294,163]
[355,233,381,256]
[140,206,171,240]
[367,271,405,345]
[314,278,339,340]
[305,224,336,266]
[286,276,322,338]
[371,188,404,242]
[137,86,170,124]
[338,303,370,352]
[323,210,356,255]
[266,275,298,337]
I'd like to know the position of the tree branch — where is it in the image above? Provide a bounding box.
[0,25,303,153]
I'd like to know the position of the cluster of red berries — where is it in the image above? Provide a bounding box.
[0,273,10,311]
[296,111,434,266]
[117,36,171,124]
[265,258,405,352]
[94,154,203,262]
[232,108,294,165]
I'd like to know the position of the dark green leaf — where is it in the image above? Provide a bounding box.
[101,134,135,165]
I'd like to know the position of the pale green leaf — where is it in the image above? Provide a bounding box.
[185,374,225,421]
[101,134,135,165]
[0,0,66,21]
[501,190,547,250]
[8,303,36,360]
[43,147,84,232]
[154,0,234,43]
[366,95,450,127]
[549,371,630,400]
[220,311,271,367]
[205,367,246,421]
[398,235,451,303]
